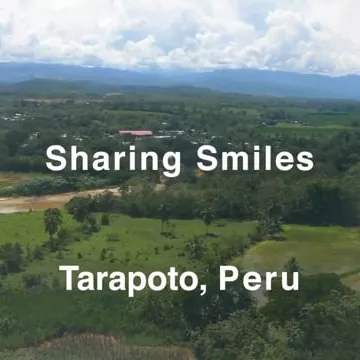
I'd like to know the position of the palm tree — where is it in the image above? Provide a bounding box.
[200,207,215,235]
[44,208,62,239]
[159,204,170,234]
[284,257,301,273]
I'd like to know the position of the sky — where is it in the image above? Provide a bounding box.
[0,0,360,74]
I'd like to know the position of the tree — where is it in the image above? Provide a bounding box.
[86,214,99,233]
[159,204,170,234]
[258,201,284,239]
[0,243,23,273]
[66,196,92,223]
[185,237,206,260]
[200,207,215,235]
[264,273,352,323]
[195,309,294,360]
[283,257,301,273]
[100,248,107,261]
[44,208,62,239]
[101,213,110,226]
[5,129,28,156]
[295,293,360,359]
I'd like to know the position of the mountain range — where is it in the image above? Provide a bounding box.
[1,62,360,99]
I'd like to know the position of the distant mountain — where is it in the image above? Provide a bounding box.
[0,78,124,95]
[0,62,175,86]
[1,62,360,99]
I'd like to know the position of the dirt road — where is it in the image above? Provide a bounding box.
[0,184,166,214]
[0,188,120,213]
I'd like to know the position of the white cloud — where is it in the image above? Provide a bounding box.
[0,0,360,74]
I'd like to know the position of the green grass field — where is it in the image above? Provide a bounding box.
[240,225,360,273]
[236,224,360,289]
[1,212,255,289]
[252,124,348,137]
[0,212,75,246]
[105,109,172,119]
[1,212,360,290]
[275,122,348,130]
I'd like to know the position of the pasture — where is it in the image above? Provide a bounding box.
[252,123,349,137]
[1,212,360,290]
[1,212,255,288]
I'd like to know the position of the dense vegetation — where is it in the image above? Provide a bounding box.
[1,83,360,359]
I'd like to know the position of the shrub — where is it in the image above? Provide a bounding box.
[22,274,43,288]
[100,248,107,261]
[52,276,61,290]
[33,245,45,260]
[106,233,120,242]
[101,213,110,226]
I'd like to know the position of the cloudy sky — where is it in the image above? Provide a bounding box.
[0,0,360,74]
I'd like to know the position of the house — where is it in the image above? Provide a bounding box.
[118,130,153,137]
[167,130,185,136]
[153,135,172,139]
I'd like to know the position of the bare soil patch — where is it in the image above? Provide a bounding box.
[0,188,119,213]
[0,184,165,213]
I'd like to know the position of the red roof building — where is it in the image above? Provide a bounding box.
[118,130,153,136]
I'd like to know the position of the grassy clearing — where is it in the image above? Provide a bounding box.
[308,112,360,125]
[1,213,255,288]
[252,125,343,137]
[2,212,360,291]
[0,212,75,247]
[238,224,360,277]
[106,109,171,118]
[220,107,261,116]
[275,122,348,130]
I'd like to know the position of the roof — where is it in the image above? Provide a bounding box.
[118,130,153,136]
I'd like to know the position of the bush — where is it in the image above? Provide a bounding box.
[0,243,24,273]
[106,233,120,242]
[52,276,61,290]
[0,261,8,276]
[14,176,75,196]
[101,213,110,226]
[100,248,107,261]
[0,315,17,336]
[22,274,44,288]
[86,214,100,233]
[33,245,45,260]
